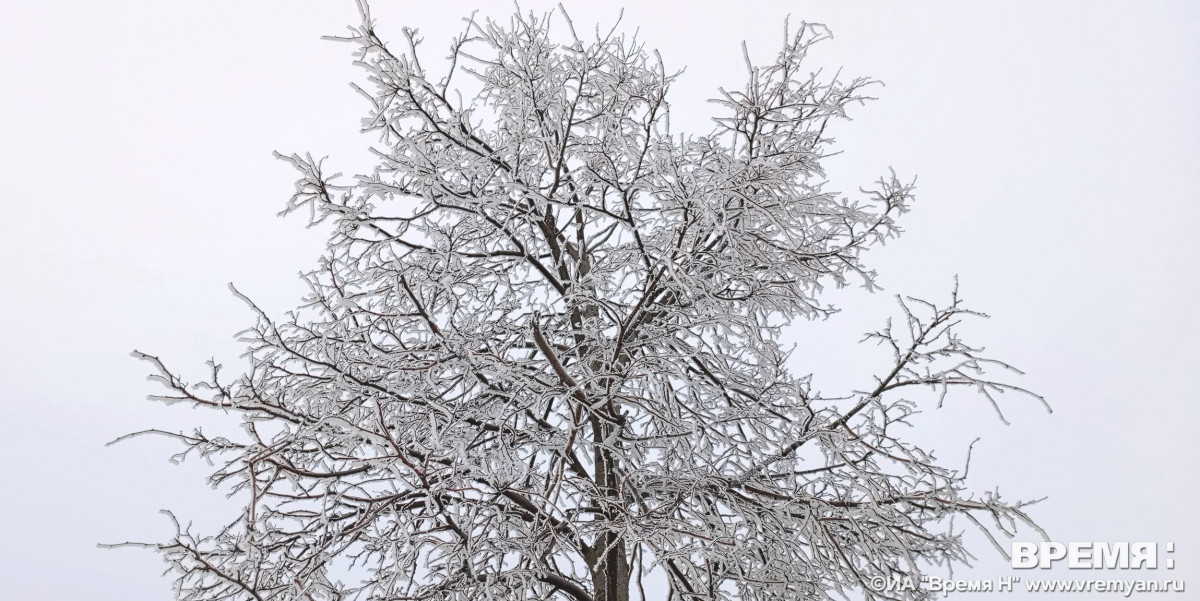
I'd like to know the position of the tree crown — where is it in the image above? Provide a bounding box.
[117,5,1047,600]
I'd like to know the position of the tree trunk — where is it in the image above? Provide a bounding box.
[591,419,630,601]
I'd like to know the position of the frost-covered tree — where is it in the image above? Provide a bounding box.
[116,4,1049,600]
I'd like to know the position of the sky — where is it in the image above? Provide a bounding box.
[1,1,1197,599]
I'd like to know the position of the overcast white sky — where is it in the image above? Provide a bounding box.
[1,1,1197,599]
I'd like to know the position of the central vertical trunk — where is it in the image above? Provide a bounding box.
[558,206,629,601]
[592,420,629,601]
